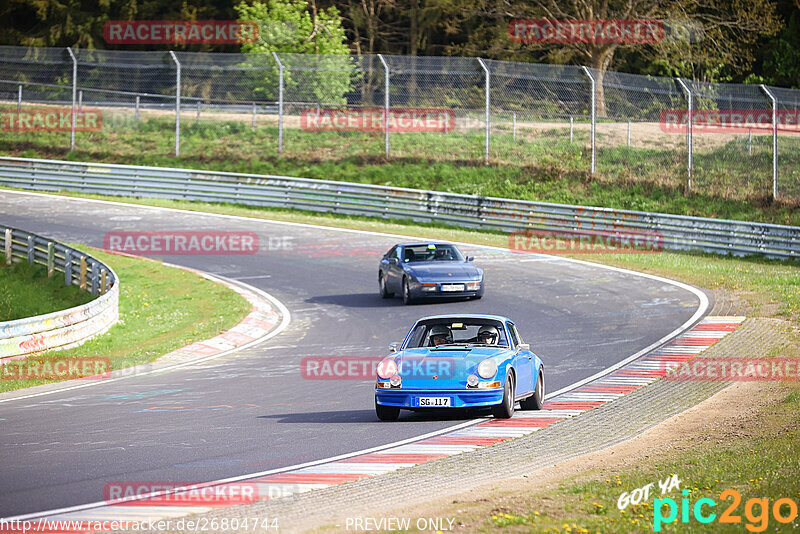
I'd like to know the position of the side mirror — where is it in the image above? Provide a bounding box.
[518,343,530,352]
[389,257,399,265]
[466,256,474,262]
[389,343,398,353]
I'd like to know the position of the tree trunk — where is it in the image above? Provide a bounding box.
[588,45,616,118]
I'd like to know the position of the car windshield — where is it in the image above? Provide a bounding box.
[404,319,509,349]
[402,244,464,263]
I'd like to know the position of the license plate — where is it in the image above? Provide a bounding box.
[418,396,451,407]
[441,284,465,292]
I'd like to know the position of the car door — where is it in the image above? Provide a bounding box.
[385,246,404,292]
[507,322,534,396]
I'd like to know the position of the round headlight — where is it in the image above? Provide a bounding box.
[477,359,498,379]
[389,374,402,387]
[377,359,398,379]
[466,374,479,387]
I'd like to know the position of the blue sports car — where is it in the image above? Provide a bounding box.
[375,314,545,420]
[378,242,484,304]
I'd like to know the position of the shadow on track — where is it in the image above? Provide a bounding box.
[259,409,486,424]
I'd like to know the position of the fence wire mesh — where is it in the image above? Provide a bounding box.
[0,46,799,203]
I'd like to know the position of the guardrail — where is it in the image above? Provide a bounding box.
[0,156,798,260]
[0,224,119,358]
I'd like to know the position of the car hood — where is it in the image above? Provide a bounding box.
[404,262,481,279]
[389,346,510,388]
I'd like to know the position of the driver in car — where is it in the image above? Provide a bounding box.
[429,325,453,346]
[476,325,499,345]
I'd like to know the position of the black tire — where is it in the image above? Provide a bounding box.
[520,368,545,410]
[402,277,414,305]
[375,399,400,421]
[379,272,394,298]
[492,374,515,418]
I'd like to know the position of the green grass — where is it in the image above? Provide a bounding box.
[0,246,251,392]
[0,260,93,321]
[2,116,799,226]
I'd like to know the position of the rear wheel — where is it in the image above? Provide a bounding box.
[521,368,545,410]
[402,277,414,305]
[375,399,400,421]
[492,374,515,418]
[379,273,394,298]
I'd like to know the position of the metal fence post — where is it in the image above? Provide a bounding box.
[251,101,256,129]
[17,85,22,113]
[64,250,72,286]
[676,78,693,189]
[377,54,390,158]
[512,112,517,141]
[581,66,596,174]
[5,229,12,265]
[135,95,140,122]
[66,47,77,151]
[272,52,284,156]
[47,242,55,276]
[760,85,778,200]
[477,58,490,164]
[169,51,181,157]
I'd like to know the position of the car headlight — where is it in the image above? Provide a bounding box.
[466,281,481,290]
[466,374,479,388]
[389,374,402,387]
[477,359,498,379]
[377,359,398,379]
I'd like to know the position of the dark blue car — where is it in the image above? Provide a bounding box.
[375,314,545,420]
[378,242,484,304]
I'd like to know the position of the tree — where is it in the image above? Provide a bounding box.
[500,0,781,115]
[236,0,354,104]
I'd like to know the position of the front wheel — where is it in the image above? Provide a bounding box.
[521,368,545,410]
[492,374,515,418]
[402,277,414,305]
[379,273,394,298]
[375,399,400,421]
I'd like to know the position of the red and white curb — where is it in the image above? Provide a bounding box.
[145,265,282,368]
[9,317,744,532]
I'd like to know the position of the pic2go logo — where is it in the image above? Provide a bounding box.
[654,489,799,532]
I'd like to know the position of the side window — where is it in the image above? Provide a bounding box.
[384,246,396,259]
[507,323,521,348]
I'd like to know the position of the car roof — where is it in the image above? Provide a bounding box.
[414,314,512,323]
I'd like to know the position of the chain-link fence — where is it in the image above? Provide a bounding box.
[1,45,799,202]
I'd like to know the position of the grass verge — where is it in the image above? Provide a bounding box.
[2,118,799,225]
[0,260,93,321]
[0,245,251,393]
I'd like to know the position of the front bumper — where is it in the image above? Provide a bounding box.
[375,387,503,408]
[408,281,484,299]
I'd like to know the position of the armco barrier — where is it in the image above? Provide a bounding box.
[0,156,798,259]
[0,225,118,358]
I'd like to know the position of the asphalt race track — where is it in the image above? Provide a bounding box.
[0,191,708,517]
